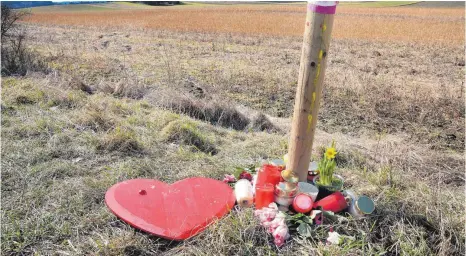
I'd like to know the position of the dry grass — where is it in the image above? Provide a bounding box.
[97,126,144,153]
[162,119,218,155]
[162,96,251,131]
[2,4,465,256]
[2,75,464,255]
[23,4,465,45]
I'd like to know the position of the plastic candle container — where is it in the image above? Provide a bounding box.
[313,191,348,213]
[255,183,275,209]
[292,194,314,213]
[256,164,282,187]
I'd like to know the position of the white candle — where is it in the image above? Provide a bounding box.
[235,179,254,207]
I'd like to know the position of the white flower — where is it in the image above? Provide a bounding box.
[327,231,342,245]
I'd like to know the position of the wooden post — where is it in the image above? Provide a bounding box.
[287,1,337,182]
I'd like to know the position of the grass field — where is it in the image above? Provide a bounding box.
[2,2,465,255]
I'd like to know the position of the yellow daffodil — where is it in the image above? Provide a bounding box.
[325,147,337,160]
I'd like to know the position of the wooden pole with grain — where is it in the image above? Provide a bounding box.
[287,1,337,182]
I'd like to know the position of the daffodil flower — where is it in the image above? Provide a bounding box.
[325,147,337,160]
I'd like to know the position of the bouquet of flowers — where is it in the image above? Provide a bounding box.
[317,140,338,186]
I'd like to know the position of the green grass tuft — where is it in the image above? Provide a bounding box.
[162,119,218,155]
[97,126,143,153]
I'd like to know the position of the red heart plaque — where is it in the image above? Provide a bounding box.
[105,178,236,240]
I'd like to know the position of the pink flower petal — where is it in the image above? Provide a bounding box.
[274,237,285,247]
[223,174,236,183]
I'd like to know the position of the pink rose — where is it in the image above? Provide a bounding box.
[222,174,236,183]
[272,224,289,247]
[269,212,286,227]
[255,207,278,225]
[268,202,278,211]
[269,217,284,231]
[269,213,287,234]
[254,203,289,247]
[262,211,276,223]
[274,237,285,247]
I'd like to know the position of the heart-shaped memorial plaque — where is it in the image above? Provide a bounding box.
[105,178,236,240]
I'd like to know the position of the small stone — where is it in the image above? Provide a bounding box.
[72,157,83,163]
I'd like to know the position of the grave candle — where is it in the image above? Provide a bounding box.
[255,183,274,209]
[293,194,314,213]
[234,179,254,207]
[256,164,282,187]
[313,191,348,213]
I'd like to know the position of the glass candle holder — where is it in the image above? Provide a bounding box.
[275,182,298,197]
[255,183,275,209]
[256,164,282,188]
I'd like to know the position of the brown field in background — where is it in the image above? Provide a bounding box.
[24,4,465,45]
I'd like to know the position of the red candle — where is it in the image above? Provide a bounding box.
[292,194,314,213]
[255,183,275,209]
[313,191,348,213]
[256,164,282,188]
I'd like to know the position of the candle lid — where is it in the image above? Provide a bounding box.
[298,182,318,195]
[355,196,375,214]
[270,159,285,167]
